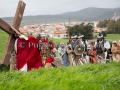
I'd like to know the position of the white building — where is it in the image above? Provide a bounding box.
[50,30,67,39]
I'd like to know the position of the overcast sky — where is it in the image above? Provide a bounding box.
[0,0,120,17]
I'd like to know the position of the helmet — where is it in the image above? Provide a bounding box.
[97,33,103,38]
[71,33,77,38]
[40,32,46,36]
[77,33,84,38]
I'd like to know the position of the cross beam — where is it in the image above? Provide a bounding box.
[0,0,26,66]
[0,19,13,34]
[12,0,26,30]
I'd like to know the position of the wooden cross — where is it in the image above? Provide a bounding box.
[0,0,26,66]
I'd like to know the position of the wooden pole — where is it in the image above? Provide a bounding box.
[68,17,71,42]
[1,1,26,66]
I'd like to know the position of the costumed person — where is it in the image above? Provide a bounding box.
[49,40,57,57]
[111,41,120,62]
[58,43,69,66]
[58,42,66,57]
[106,48,112,62]
[11,26,43,72]
[94,33,110,63]
[70,34,80,65]
[38,32,54,68]
[88,42,98,63]
[70,34,78,51]
[77,33,90,63]
[66,42,73,66]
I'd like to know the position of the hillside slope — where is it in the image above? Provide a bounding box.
[0,62,120,90]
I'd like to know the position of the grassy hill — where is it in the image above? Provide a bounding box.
[0,30,8,61]
[0,62,120,90]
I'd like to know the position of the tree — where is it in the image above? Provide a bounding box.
[97,19,109,28]
[107,19,120,34]
[101,31,107,37]
[68,24,94,39]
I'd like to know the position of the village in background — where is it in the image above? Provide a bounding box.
[18,12,120,39]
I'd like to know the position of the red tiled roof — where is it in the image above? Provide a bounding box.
[52,30,66,34]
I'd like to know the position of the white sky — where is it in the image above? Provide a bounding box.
[0,0,120,17]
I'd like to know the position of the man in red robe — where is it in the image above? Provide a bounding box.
[15,34,43,71]
[10,26,43,71]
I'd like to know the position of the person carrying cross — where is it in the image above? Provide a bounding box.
[11,26,43,71]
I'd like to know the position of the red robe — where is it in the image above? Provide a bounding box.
[16,37,42,71]
[28,35,35,39]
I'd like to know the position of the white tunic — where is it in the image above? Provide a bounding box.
[94,40,110,50]
[80,40,90,50]
[94,40,110,60]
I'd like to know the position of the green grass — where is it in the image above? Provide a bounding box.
[90,34,120,42]
[0,62,120,90]
[0,30,9,61]
[49,38,68,44]
[104,34,120,41]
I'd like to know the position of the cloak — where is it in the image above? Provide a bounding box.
[16,38,42,71]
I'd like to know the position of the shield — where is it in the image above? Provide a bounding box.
[74,44,84,55]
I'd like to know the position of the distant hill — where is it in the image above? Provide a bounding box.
[61,7,120,20]
[2,7,120,26]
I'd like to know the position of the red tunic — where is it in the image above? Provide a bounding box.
[16,38,42,71]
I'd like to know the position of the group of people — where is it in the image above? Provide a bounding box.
[58,33,91,66]
[58,33,120,66]
[10,30,120,71]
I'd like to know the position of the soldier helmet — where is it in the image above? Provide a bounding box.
[40,32,46,36]
[71,33,77,38]
[97,33,103,38]
[77,33,84,38]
